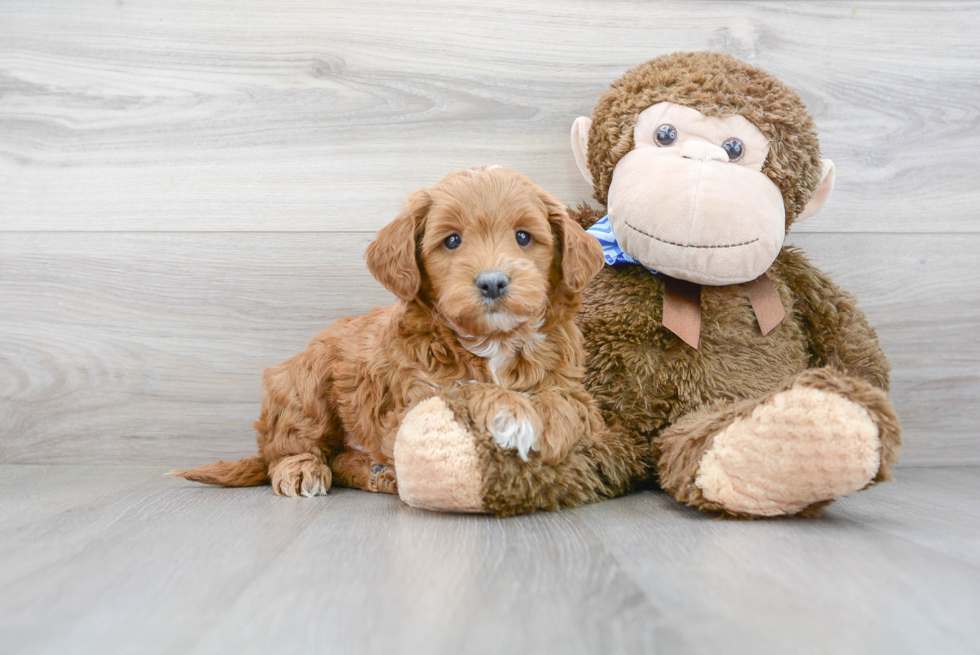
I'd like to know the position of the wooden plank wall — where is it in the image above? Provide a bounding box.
[1,1,978,466]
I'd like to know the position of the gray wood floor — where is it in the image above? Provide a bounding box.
[1,465,978,655]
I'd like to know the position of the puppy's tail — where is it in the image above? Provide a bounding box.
[170,455,269,487]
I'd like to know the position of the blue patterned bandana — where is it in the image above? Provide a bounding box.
[586,215,659,274]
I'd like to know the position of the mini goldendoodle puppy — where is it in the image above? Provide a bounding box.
[173,166,605,497]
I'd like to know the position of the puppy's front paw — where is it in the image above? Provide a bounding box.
[490,410,538,461]
[270,453,332,498]
[463,387,543,461]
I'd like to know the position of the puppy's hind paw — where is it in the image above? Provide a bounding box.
[370,463,399,495]
[270,453,332,498]
[490,411,538,461]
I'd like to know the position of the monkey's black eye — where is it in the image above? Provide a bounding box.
[655,124,677,146]
[515,230,532,247]
[444,234,462,250]
[723,138,744,162]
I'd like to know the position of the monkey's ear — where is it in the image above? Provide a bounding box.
[796,160,836,221]
[364,189,431,300]
[570,116,594,185]
[541,191,604,293]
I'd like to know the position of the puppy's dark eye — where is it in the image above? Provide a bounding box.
[655,124,677,147]
[444,234,462,250]
[722,138,744,162]
[515,230,532,247]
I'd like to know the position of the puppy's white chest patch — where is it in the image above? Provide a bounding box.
[463,338,513,384]
[485,345,513,384]
[456,323,544,384]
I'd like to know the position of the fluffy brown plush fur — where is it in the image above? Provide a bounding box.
[395,52,901,518]
[173,167,605,497]
[578,54,901,516]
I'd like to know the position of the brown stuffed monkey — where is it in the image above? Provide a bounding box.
[394,51,901,518]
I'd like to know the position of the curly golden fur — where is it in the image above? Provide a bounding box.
[173,166,605,497]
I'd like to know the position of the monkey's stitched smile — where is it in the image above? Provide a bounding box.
[624,220,760,249]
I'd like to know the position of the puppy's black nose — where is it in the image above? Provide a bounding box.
[476,270,509,300]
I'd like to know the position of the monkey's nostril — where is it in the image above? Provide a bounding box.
[476,271,510,300]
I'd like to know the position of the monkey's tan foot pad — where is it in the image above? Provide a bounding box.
[695,387,881,517]
[394,397,489,513]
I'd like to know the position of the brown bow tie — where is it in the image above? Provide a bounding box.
[661,272,786,349]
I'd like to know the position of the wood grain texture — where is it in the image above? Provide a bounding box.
[0,232,391,464]
[1,465,978,655]
[575,467,980,655]
[787,233,980,464]
[1,232,977,466]
[1,1,978,467]
[1,1,979,233]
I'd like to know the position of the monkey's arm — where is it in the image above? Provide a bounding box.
[778,247,890,391]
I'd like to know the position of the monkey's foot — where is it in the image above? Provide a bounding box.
[658,368,900,518]
[695,383,882,517]
[394,397,488,513]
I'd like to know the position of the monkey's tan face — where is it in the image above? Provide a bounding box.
[609,102,785,285]
[577,102,791,285]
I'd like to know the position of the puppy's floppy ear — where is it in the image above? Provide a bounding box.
[540,190,604,293]
[365,189,431,300]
